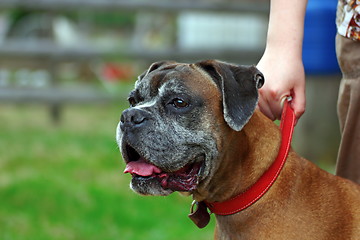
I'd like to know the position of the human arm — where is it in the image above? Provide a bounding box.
[257,0,308,121]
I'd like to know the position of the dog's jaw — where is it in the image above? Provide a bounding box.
[122,141,207,196]
[130,176,174,196]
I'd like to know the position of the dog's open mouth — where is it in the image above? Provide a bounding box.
[123,145,203,192]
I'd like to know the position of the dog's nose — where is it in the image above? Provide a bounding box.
[120,108,149,131]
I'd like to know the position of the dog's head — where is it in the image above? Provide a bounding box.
[116,60,264,196]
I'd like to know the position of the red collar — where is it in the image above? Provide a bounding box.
[189,98,296,228]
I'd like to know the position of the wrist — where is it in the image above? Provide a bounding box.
[266,34,304,57]
[264,0,308,59]
[261,44,303,65]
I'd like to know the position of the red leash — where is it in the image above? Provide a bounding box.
[189,97,296,228]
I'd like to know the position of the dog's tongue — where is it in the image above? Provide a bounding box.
[124,158,162,176]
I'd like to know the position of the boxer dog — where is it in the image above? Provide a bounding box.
[116,60,360,239]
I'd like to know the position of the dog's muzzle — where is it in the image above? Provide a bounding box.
[119,107,205,193]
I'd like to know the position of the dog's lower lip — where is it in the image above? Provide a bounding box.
[128,160,204,192]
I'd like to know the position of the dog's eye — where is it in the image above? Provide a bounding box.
[170,98,189,108]
[128,96,137,107]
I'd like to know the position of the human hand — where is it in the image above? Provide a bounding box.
[257,51,306,121]
[256,0,308,122]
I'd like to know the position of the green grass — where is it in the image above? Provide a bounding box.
[0,103,214,240]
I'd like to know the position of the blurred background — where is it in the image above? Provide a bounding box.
[0,0,340,239]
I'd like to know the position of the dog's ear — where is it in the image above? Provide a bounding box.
[138,61,177,81]
[196,60,264,131]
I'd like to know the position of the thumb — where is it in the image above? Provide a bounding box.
[290,87,306,120]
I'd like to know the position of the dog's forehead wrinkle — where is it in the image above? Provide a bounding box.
[136,68,199,103]
[134,72,178,100]
[158,79,190,97]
